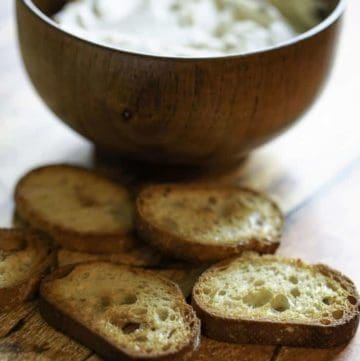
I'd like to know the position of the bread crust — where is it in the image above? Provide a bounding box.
[55,250,203,298]
[0,229,56,311]
[40,264,201,361]
[136,185,283,263]
[56,246,163,268]
[15,165,136,254]
[192,258,360,348]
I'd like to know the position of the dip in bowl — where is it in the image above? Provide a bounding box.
[16,0,345,166]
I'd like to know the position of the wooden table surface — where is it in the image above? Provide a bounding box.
[1,1,360,360]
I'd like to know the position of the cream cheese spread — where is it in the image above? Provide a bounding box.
[54,0,321,57]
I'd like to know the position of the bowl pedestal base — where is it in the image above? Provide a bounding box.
[92,147,248,189]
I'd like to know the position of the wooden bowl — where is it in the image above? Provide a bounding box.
[16,0,345,167]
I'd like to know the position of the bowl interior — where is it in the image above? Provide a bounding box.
[32,0,340,28]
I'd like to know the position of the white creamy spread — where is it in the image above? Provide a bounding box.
[54,0,321,57]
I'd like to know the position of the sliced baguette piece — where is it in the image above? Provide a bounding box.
[15,165,135,254]
[136,184,283,262]
[192,254,360,348]
[0,228,55,311]
[40,262,201,360]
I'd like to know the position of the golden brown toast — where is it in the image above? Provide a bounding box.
[15,165,136,254]
[136,184,283,262]
[192,254,360,348]
[0,228,55,311]
[40,262,201,360]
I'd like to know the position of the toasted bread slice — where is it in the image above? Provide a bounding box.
[136,185,283,262]
[15,165,136,254]
[40,262,200,360]
[0,229,55,311]
[192,254,360,348]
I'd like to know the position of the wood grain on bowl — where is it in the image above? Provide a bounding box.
[16,0,344,166]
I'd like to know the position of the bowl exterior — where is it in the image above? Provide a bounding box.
[16,0,343,166]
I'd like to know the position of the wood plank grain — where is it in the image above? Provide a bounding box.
[83,338,275,361]
[0,350,52,360]
[184,338,275,361]
[275,347,345,361]
[0,303,36,338]
[0,310,92,361]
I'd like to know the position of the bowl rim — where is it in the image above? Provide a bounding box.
[20,0,347,61]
